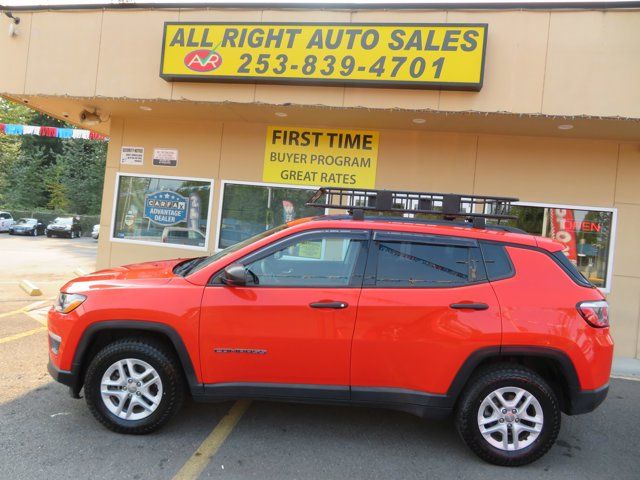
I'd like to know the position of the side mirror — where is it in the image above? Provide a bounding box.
[221,264,247,286]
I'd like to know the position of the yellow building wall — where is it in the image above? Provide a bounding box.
[96,118,640,359]
[2,8,640,119]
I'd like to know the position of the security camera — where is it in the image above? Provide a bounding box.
[80,110,102,126]
[5,12,20,37]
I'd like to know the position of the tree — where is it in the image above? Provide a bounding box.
[0,97,107,215]
[55,139,107,214]
[0,99,32,205]
[6,145,50,208]
[46,162,70,212]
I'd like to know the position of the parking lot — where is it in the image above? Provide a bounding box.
[0,233,639,480]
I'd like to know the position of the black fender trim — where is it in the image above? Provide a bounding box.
[446,345,604,415]
[60,321,202,397]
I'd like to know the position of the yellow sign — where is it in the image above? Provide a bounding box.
[263,126,379,188]
[161,23,488,90]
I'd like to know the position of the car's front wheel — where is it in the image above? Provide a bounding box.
[455,364,560,466]
[84,338,184,434]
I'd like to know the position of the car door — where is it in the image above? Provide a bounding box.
[350,231,501,401]
[199,229,369,399]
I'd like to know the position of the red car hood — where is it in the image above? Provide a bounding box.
[61,258,187,293]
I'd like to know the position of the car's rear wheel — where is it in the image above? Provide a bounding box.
[455,364,560,466]
[84,338,184,434]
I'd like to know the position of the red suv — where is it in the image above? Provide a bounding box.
[47,188,612,466]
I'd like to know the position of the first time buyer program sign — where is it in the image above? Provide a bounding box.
[161,23,487,90]
[263,126,379,188]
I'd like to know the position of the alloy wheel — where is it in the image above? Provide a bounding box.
[477,386,544,451]
[100,358,163,421]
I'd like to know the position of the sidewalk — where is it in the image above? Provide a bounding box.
[612,356,640,379]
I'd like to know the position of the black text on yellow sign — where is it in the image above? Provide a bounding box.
[161,23,488,90]
[263,126,379,188]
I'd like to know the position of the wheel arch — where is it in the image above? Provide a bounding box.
[447,346,581,414]
[70,321,202,398]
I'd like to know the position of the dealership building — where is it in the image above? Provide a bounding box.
[1,1,639,361]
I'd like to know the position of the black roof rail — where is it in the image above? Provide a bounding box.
[306,187,518,228]
[312,214,528,234]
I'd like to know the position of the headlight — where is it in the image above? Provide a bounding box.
[55,293,86,314]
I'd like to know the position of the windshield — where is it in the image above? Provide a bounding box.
[182,224,289,276]
[54,217,73,225]
[17,218,35,225]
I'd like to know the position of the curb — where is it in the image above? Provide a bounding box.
[19,280,42,297]
[73,267,89,277]
[611,357,640,380]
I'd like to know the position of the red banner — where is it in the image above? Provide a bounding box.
[549,209,578,263]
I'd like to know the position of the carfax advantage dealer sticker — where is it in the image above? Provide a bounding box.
[160,23,488,90]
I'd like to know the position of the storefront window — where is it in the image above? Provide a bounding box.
[113,174,212,249]
[507,204,614,289]
[218,182,318,249]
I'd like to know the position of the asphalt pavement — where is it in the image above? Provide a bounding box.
[0,233,638,480]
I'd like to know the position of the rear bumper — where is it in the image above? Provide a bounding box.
[567,384,609,415]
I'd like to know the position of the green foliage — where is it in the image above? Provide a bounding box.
[46,162,70,212]
[0,98,106,215]
[0,99,32,204]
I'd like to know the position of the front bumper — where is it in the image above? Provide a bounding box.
[48,360,82,398]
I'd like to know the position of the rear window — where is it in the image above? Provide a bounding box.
[479,243,515,281]
[551,251,593,288]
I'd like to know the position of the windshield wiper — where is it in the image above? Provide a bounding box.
[173,257,207,276]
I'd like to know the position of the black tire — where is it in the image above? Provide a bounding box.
[84,338,185,434]
[455,364,560,466]
[46,232,51,237]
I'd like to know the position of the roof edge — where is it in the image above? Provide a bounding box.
[2,1,640,12]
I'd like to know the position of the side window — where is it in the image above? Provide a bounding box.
[239,232,367,287]
[479,242,515,281]
[374,240,485,287]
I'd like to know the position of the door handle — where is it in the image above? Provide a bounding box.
[449,302,489,310]
[309,301,349,309]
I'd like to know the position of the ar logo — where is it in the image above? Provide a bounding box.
[184,48,222,72]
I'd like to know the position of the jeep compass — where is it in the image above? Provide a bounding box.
[47,188,613,466]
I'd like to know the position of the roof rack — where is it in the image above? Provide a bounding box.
[306,187,519,228]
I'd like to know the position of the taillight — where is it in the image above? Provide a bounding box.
[577,300,609,328]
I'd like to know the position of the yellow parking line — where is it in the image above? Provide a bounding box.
[173,400,251,480]
[0,326,47,345]
[0,307,28,319]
